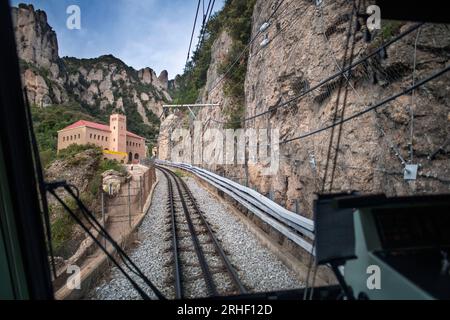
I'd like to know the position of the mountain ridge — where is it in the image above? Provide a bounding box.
[13,3,170,143]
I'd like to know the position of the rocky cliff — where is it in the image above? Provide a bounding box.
[161,0,450,218]
[12,3,171,137]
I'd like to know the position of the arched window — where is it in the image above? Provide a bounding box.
[63,137,65,142]
[94,134,96,139]
[134,153,139,160]
[128,152,132,163]
[78,134,81,139]
[90,133,92,139]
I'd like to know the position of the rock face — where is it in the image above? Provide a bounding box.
[158,113,182,161]
[102,170,127,196]
[45,149,101,195]
[163,0,450,218]
[12,4,171,122]
[12,4,59,70]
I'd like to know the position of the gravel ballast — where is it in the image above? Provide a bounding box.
[88,170,303,300]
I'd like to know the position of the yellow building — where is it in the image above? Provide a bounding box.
[57,114,146,164]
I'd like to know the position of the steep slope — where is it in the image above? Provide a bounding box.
[163,0,450,218]
[12,3,170,144]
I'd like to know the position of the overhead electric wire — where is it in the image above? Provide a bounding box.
[206,0,216,23]
[196,0,213,51]
[47,186,155,300]
[281,64,450,144]
[328,0,361,193]
[318,8,407,167]
[321,1,358,194]
[23,86,57,279]
[410,27,422,164]
[248,5,305,60]
[305,0,360,300]
[186,0,202,67]
[207,0,287,95]
[45,181,167,300]
[211,22,424,126]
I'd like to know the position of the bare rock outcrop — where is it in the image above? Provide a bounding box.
[12,4,172,130]
[12,4,59,70]
[163,0,450,219]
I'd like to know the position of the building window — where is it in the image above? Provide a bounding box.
[78,134,81,139]
[90,133,92,139]
[63,137,65,142]
[101,136,104,141]
[134,153,139,160]
[94,134,96,139]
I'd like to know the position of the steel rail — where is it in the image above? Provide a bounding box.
[156,161,315,255]
[159,166,218,296]
[191,166,315,237]
[161,161,314,235]
[176,172,247,294]
[157,168,183,299]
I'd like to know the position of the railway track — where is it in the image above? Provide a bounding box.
[156,166,247,299]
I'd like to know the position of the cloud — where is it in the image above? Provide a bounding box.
[11,0,225,78]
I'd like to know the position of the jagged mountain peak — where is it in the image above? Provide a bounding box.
[12,3,171,141]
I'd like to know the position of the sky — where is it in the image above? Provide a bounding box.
[10,0,225,78]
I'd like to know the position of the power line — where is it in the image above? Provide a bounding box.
[323,0,360,193]
[248,5,305,60]
[207,0,287,95]
[317,5,418,169]
[410,26,422,163]
[186,0,202,67]
[206,0,216,22]
[214,22,424,126]
[281,64,450,144]
[196,0,214,51]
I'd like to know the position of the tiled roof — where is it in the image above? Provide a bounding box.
[61,120,111,132]
[60,119,145,140]
[126,131,144,139]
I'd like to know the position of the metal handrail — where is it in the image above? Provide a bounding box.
[156,160,315,254]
